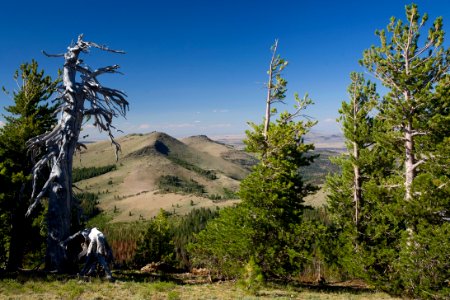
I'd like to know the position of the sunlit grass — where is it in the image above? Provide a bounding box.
[0,277,400,300]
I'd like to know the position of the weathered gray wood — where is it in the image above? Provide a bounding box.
[26,34,128,272]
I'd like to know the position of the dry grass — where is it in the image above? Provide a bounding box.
[73,132,254,222]
[74,132,335,222]
[304,186,328,208]
[0,275,400,300]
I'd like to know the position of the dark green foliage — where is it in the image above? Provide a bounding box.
[207,188,238,201]
[168,155,217,180]
[0,60,58,270]
[240,97,318,277]
[298,207,344,282]
[397,222,450,299]
[133,208,219,270]
[327,5,450,298]
[134,209,174,267]
[189,43,320,280]
[171,207,219,269]
[188,205,253,278]
[157,175,205,195]
[72,165,116,183]
[75,192,100,221]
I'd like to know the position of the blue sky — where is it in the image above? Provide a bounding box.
[0,0,449,139]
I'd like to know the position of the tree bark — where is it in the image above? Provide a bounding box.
[263,40,278,140]
[353,141,361,226]
[404,120,416,201]
[26,35,128,272]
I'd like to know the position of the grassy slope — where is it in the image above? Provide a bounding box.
[74,132,254,222]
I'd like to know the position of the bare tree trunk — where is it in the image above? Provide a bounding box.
[26,35,128,272]
[44,45,86,271]
[351,87,362,227]
[353,141,361,226]
[404,120,415,201]
[263,40,277,139]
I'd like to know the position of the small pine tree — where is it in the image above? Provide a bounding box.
[187,205,253,278]
[134,209,173,267]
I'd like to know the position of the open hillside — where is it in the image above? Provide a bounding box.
[73,132,340,222]
[73,132,257,222]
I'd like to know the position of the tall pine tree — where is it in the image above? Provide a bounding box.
[0,60,58,270]
[239,41,318,277]
[360,3,449,201]
[329,5,450,297]
[327,72,378,230]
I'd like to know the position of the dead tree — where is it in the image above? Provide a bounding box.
[263,39,288,140]
[26,34,129,272]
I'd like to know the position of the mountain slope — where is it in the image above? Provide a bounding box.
[182,135,258,172]
[73,132,256,222]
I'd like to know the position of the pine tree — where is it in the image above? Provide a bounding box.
[188,42,318,279]
[172,207,218,269]
[360,3,450,201]
[134,209,173,267]
[330,5,450,296]
[327,72,378,230]
[187,205,253,278]
[239,41,318,277]
[325,73,401,283]
[0,60,58,270]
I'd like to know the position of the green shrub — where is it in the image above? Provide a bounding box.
[134,210,174,267]
[76,192,100,220]
[188,205,253,278]
[158,175,205,196]
[172,207,219,269]
[239,257,264,295]
[72,165,116,182]
[168,156,217,180]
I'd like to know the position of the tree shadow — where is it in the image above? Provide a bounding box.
[272,280,376,295]
[0,269,183,285]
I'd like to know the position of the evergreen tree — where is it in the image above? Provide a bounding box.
[327,72,378,230]
[326,73,385,279]
[188,205,253,278]
[395,72,450,299]
[360,6,450,297]
[134,209,173,267]
[327,72,402,289]
[0,60,58,270]
[360,3,449,201]
[188,42,318,279]
[239,41,318,278]
[328,5,450,297]
[171,207,218,269]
